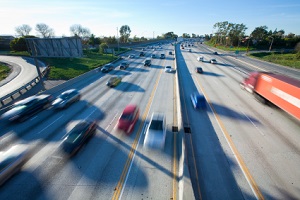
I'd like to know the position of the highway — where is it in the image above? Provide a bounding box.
[0,42,300,199]
[0,44,183,199]
[178,43,300,199]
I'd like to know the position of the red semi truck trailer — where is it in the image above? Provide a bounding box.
[240,72,300,120]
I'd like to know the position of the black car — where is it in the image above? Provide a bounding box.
[61,121,96,157]
[119,62,129,70]
[160,54,165,59]
[195,67,203,74]
[139,52,145,56]
[144,59,151,66]
[101,64,114,72]
[0,94,53,122]
[213,52,218,55]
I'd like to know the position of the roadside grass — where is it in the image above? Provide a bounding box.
[204,41,300,69]
[204,41,256,52]
[43,52,118,80]
[249,52,300,69]
[2,49,122,80]
[0,63,11,81]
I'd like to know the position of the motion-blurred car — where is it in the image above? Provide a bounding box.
[101,64,114,72]
[195,67,203,74]
[0,144,31,186]
[160,54,165,59]
[128,54,135,58]
[164,66,174,73]
[106,76,122,87]
[119,62,129,70]
[61,121,96,156]
[117,104,139,134]
[210,59,217,64]
[151,54,156,58]
[190,92,206,109]
[52,89,80,109]
[144,59,151,66]
[0,94,53,122]
[197,56,204,62]
[144,112,166,149]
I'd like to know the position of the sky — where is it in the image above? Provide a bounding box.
[1,0,300,38]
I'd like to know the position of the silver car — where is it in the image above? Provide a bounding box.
[0,144,31,186]
[52,89,80,109]
[144,112,166,149]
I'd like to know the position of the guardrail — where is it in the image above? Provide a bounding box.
[0,65,50,108]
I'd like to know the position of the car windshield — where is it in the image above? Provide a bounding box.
[59,93,70,100]
[0,154,19,172]
[12,104,27,110]
[120,113,133,121]
[149,120,163,131]
[65,132,82,143]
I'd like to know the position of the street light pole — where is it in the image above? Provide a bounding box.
[246,35,252,53]
[117,27,120,53]
[269,36,274,52]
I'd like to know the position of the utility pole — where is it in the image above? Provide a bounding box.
[269,36,274,52]
[117,27,120,54]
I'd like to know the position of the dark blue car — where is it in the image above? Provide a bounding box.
[190,92,206,109]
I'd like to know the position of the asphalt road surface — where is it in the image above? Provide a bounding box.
[0,42,299,200]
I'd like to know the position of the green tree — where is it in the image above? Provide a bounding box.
[213,21,232,45]
[102,36,117,44]
[99,43,108,54]
[10,35,36,51]
[119,25,131,43]
[182,33,190,38]
[251,26,269,44]
[163,32,178,40]
[228,23,247,46]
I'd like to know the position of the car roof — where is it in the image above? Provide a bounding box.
[61,89,77,95]
[123,104,137,114]
[151,112,165,121]
[14,94,49,105]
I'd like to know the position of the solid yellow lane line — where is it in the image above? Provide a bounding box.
[112,68,163,200]
[195,77,264,200]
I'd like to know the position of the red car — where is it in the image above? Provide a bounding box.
[117,105,139,134]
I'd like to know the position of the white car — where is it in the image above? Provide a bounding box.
[164,66,174,73]
[197,56,204,62]
[144,113,166,149]
[52,89,80,109]
[210,59,217,64]
[128,54,135,58]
